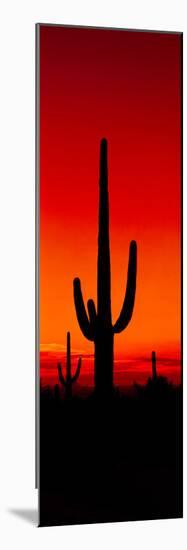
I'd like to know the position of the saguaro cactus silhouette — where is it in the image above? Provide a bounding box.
[57,332,82,398]
[73,138,137,395]
[152,351,157,380]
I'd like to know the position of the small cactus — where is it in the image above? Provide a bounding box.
[57,332,82,398]
[152,351,157,380]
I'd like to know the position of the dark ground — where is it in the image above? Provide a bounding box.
[39,379,183,527]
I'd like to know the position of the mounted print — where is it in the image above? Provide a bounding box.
[36,24,183,527]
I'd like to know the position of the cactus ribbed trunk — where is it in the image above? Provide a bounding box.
[96,139,113,393]
[98,139,111,325]
[94,330,113,394]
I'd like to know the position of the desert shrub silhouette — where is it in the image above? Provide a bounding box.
[57,331,81,398]
[73,138,137,395]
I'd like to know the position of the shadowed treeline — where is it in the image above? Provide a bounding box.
[40,381,182,526]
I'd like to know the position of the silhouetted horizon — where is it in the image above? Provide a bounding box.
[40,352,181,389]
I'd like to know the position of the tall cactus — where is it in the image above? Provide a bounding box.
[73,138,137,395]
[152,351,157,380]
[57,332,82,398]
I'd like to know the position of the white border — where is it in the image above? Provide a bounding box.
[0,1,186,548]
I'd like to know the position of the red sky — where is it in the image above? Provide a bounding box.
[39,25,182,387]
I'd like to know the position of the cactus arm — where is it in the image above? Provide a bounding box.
[113,240,137,334]
[57,362,67,387]
[87,299,97,326]
[73,278,94,341]
[71,357,82,383]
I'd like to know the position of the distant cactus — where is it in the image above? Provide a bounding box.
[148,350,172,393]
[73,138,137,395]
[152,351,157,380]
[57,332,81,398]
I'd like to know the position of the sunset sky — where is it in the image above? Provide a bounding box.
[39,25,182,387]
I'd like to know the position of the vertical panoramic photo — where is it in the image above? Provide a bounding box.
[37,24,183,526]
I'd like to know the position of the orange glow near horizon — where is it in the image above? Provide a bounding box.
[39,26,182,386]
